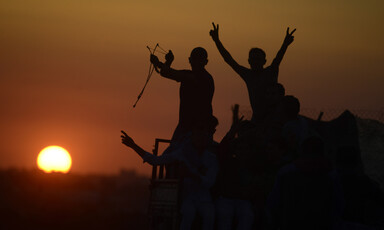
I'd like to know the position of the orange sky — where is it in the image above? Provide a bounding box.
[1,0,383,175]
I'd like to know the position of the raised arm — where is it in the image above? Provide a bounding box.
[121,130,177,165]
[150,51,194,82]
[210,22,247,76]
[271,27,296,67]
[121,130,148,158]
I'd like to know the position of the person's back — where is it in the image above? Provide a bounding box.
[178,68,214,134]
[150,47,214,141]
[242,66,278,121]
[210,23,295,121]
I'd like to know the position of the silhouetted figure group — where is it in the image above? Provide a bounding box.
[121,22,384,230]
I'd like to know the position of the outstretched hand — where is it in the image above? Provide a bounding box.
[209,22,219,42]
[165,50,174,66]
[284,27,296,46]
[121,130,135,148]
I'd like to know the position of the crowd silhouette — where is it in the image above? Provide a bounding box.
[121,22,384,230]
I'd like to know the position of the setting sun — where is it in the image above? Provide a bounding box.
[37,146,72,173]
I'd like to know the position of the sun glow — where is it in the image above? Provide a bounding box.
[37,146,72,173]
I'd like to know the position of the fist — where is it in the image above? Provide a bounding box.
[165,50,174,64]
[150,54,160,66]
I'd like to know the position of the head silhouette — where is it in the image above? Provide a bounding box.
[189,47,208,71]
[248,48,266,70]
[191,116,218,151]
[266,83,285,106]
[282,95,300,121]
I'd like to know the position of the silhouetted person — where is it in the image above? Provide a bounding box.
[266,136,343,230]
[279,95,310,160]
[262,83,287,141]
[121,120,218,230]
[280,95,300,124]
[150,47,215,142]
[214,117,262,230]
[210,23,295,121]
[266,83,285,111]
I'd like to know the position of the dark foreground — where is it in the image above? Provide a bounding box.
[0,169,150,230]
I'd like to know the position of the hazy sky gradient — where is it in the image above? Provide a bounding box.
[1,0,383,175]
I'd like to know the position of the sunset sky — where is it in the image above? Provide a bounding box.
[1,0,383,175]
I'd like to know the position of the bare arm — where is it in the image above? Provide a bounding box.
[271,27,296,67]
[150,51,194,82]
[121,130,177,165]
[210,22,248,77]
[121,130,148,158]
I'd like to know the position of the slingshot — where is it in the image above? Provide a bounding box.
[133,43,167,108]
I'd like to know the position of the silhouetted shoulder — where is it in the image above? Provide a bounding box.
[237,67,255,82]
[178,69,214,83]
[231,64,251,80]
[168,69,195,82]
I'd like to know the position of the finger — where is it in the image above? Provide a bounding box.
[121,130,128,136]
[290,28,296,35]
[286,27,289,34]
[217,24,219,31]
[212,22,216,30]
